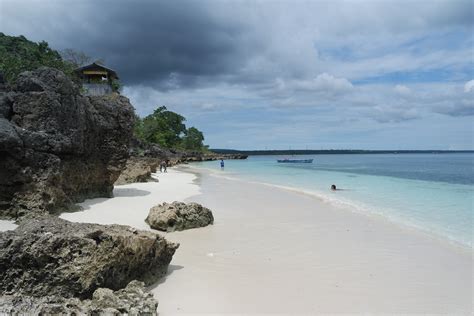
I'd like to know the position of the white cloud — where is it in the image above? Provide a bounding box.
[368,106,420,123]
[267,73,353,101]
[464,80,474,93]
[300,73,353,92]
[394,84,411,95]
[200,103,219,110]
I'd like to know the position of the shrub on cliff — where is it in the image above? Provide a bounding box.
[0,33,75,83]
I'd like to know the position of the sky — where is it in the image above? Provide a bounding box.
[1,0,473,150]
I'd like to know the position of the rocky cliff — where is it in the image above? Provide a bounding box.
[0,67,135,218]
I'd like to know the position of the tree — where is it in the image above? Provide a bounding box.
[137,106,187,148]
[60,48,93,67]
[181,127,205,151]
[134,106,208,151]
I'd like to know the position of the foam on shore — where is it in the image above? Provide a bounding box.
[191,163,474,248]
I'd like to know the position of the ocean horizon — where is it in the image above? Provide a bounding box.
[192,153,474,248]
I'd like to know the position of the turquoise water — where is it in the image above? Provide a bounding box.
[192,153,474,247]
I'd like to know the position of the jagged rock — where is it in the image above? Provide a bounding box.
[115,157,160,185]
[0,67,135,218]
[0,280,158,315]
[0,216,178,299]
[114,136,175,185]
[129,136,174,159]
[172,151,248,164]
[146,201,214,232]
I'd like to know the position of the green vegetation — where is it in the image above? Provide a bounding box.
[0,33,118,90]
[0,33,199,151]
[110,79,121,92]
[0,33,76,83]
[134,106,207,152]
[60,48,93,67]
[181,127,205,151]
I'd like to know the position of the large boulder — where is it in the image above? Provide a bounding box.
[0,67,135,218]
[146,201,214,232]
[0,280,158,315]
[0,216,178,299]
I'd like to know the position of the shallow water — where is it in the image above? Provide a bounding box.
[192,153,474,247]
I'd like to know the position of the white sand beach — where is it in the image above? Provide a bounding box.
[60,167,472,315]
[60,169,200,231]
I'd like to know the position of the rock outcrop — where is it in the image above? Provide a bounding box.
[178,151,248,163]
[114,137,175,185]
[129,136,173,160]
[146,201,214,232]
[0,67,135,218]
[115,157,160,185]
[0,216,178,299]
[0,280,158,315]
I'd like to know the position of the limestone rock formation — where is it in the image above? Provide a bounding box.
[0,280,158,315]
[0,216,178,299]
[0,67,135,218]
[129,136,173,159]
[115,157,160,185]
[146,201,214,232]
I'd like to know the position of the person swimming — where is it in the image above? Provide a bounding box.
[331,184,337,191]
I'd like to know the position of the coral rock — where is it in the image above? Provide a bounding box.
[146,201,214,232]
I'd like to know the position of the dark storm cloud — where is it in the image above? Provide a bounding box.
[72,1,252,87]
[2,0,472,90]
[2,0,254,88]
[1,0,473,133]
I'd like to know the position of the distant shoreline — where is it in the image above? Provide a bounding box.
[211,149,474,155]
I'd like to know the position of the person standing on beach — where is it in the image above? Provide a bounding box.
[220,159,225,169]
[160,160,167,173]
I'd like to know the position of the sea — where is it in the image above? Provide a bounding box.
[192,153,473,248]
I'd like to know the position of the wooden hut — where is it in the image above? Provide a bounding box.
[75,62,119,96]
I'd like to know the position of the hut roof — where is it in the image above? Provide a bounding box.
[75,62,119,79]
